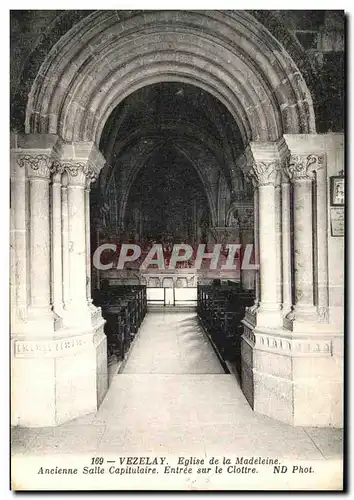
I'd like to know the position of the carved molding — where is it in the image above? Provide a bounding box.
[242,325,256,345]
[286,154,325,181]
[242,329,332,356]
[14,334,92,358]
[263,334,331,355]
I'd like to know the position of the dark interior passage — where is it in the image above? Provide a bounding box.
[126,146,209,245]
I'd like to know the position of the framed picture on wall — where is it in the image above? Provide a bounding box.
[330,176,345,206]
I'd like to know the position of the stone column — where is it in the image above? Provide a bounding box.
[253,187,260,307]
[85,177,95,310]
[59,142,105,326]
[10,152,28,329]
[61,173,70,311]
[251,162,280,313]
[17,154,55,332]
[281,169,292,315]
[275,177,283,306]
[239,135,343,429]
[312,158,329,322]
[244,138,290,327]
[11,136,109,428]
[62,162,92,326]
[286,155,318,322]
[51,165,65,325]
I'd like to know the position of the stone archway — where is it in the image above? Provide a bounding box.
[26,11,315,143]
[11,10,343,428]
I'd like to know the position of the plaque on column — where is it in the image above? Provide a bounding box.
[330,207,345,237]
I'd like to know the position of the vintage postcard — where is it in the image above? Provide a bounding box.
[10,9,344,491]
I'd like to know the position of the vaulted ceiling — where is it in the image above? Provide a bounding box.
[98,82,244,210]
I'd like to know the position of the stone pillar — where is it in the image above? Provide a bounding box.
[65,162,91,326]
[281,170,292,315]
[58,143,105,327]
[51,165,65,325]
[10,150,28,330]
[17,153,55,332]
[11,136,108,428]
[255,166,279,310]
[275,178,283,306]
[240,138,294,418]
[313,159,330,322]
[85,178,94,309]
[238,135,343,428]
[285,154,318,325]
[61,173,70,311]
[243,139,289,326]
[253,187,260,306]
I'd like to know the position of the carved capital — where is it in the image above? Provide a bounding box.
[62,161,87,186]
[249,160,281,187]
[287,154,324,181]
[17,153,53,179]
[51,160,65,175]
[54,161,100,187]
[51,160,65,183]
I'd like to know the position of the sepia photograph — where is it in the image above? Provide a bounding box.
[9,8,345,491]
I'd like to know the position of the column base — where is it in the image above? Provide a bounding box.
[245,303,282,328]
[284,306,336,333]
[11,323,108,428]
[283,304,319,330]
[25,306,56,335]
[241,320,343,427]
[61,302,102,330]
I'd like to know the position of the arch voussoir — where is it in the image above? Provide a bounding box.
[26,10,316,145]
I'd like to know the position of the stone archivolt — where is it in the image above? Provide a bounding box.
[26,11,316,145]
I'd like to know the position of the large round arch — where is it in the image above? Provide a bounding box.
[26,10,316,145]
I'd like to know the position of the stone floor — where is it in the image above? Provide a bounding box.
[12,308,343,460]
